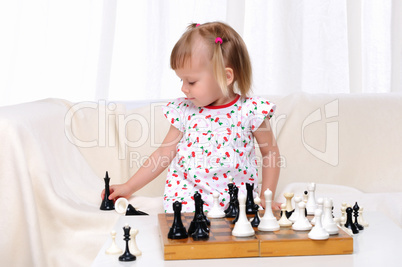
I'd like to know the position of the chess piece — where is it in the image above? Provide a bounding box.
[129,229,142,256]
[353,202,364,230]
[322,198,339,235]
[292,202,312,231]
[225,186,239,218]
[289,196,302,223]
[311,197,324,225]
[245,183,256,214]
[168,201,188,239]
[340,202,348,225]
[188,192,210,236]
[105,230,123,255]
[258,189,280,231]
[358,207,369,227]
[100,171,114,210]
[207,191,225,218]
[232,194,255,237]
[303,191,308,203]
[224,183,235,214]
[344,207,359,234]
[118,224,136,262]
[278,204,292,227]
[308,209,329,240]
[191,214,210,240]
[306,182,317,215]
[115,197,148,216]
[283,192,294,218]
[250,203,260,227]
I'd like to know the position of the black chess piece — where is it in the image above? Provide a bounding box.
[344,207,359,234]
[224,183,235,214]
[100,171,114,210]
[126,204,148,216]
[225,186,239,218]
[245,183,256,214]
[168,201,188,239]
[188,192,209,235]
[353,202,364,230]
[118,225,136,261]
[250,203,260,227]
[191,214,210,241]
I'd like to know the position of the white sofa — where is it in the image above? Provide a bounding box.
[1,93,401,266]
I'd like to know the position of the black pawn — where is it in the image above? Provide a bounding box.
[100,171,114,210]
[191,214,209,240]
[245,183,256,214]
[250,203,260,227]
[118,225,136,262]
[344,207,359,234]
[168,201,188,239]
[225,186,239,218]
[353,202,364,230]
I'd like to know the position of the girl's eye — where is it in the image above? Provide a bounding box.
[189,81,196,85]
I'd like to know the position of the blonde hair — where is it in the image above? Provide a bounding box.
[170,22,252,97]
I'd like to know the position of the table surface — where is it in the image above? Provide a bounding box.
[92,211,402,267]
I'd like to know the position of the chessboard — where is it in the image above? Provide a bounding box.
[158,211,353,260]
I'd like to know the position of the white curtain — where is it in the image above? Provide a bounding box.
[1,0,401,106]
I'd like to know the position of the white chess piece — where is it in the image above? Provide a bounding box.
[289,196,302,223]
[115,198,128,214]
[258,189,280,231]
[306,182,317,215]
[340,202,347,225]
[208,191,226,218]
[232,194,255,237]
[311,197,324,225]
[322,198,339,235]
[292,202,312,231]
[128,228,142,256]
[278,204,292,227]
[308,209,329,240]
[358,207,369,227]
[284,192,294,212]
[105,230,123,255]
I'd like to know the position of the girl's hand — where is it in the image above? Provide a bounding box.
[258,196,282,211]
[100,183,133,202]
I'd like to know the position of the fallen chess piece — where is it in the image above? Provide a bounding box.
[105,230,122,255]
[115,198,148,216]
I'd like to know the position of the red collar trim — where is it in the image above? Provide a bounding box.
[205,94,240,109]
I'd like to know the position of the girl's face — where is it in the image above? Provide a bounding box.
[174,43,234,107]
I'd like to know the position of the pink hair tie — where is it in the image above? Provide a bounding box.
[196,23,201,27]
[215,37,223,44]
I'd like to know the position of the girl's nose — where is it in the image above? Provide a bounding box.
[181,84,189,94]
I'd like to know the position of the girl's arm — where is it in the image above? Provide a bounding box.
[103,125,183,201]
[253,117,281,210]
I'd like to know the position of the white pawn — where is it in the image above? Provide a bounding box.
[278,204,292,227]
[311,197,324,226]
[340,203,348,225]
[292,202,312,231]
[289,196,302,223]
[232,194,255,237]
[258,189,280,231]
[207,191,225,218]
[284,192,294,212]
[308,209,329,240]
[129,228,142,256]
[358,207,369,227]
[105,230,122,255]
[322,198,339,235]
[306,182,317,215]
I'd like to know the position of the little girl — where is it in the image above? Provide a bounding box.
[102,22,281,212]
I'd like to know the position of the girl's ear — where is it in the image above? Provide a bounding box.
[225,67,234,86]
